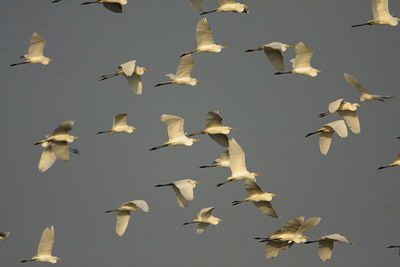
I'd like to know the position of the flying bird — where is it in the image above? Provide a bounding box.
[377,153,400,170]
[387,245,400,255]
[81,0,127,13]
[105,200,149,236]
[189,0,202,11]
[305,120,348,155]
[183,207,223,234]
[305,233,351,262]
[0,232,10,241]
[351,0,399,27]
[275,42,323,77]
[344,73,393,102]
[245,42,293,71]
[200,0,251,15]
[10,32,54,66]
[96,113,137,134]
[199,149,230,168]
[155,179,202,207]
[34,121,79,146]
[37,141,79,173]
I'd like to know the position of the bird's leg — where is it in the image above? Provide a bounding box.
[216,180,231,187]
[149,144,169,151]
[318,112,329,118]
[274,71,292,75]
[99,73,119,81]
[154,183,174,187]
[104,209,118,213]
[183,221,196,225]
[351,22,372,28]
[10,61,28,67]
[21,259,35,263]
[199,164,217,168]
[304,240,318,244]
[81,0,99,5]
[96,130,112,134]
[232,200,245,206]
[245,48,262,52]
[200,9,217,15]
[69,147,80,154]
[305,130,323,137]
[180,50,197,58]
[154,82,173,87]
[187,131,205,137]
[34,140,45,145]
[377,165,395,170]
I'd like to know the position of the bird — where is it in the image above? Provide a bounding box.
[232,179,279,218]
[81,0,127,13]
[200,0,251,15]
[305,120,348,155]
[34,121,79,146]
[155,55,202,87]
[96,113,137,134]
[217,138,261,187]
[155,179,202,207]
[245,42,293,71]
[0,232,10,241]
[351,0,399,28]
[38,141,79,173]
[387,245,400,255]
[304,233,351,262]
[180,18,228,57]
[318,99,362,134]
[183,207,223,234]
[105,200,149,236]
[255,239,293,259]
[377,153,400,170]
[10,32,54,66]
[99,60,150,95]
[189,0,202,11]
[149,114,201,151]
[188,111,235,147]
[344,73,393,102]
[199,149,230,168]
[21,226,62,264]
[275,41,323,77]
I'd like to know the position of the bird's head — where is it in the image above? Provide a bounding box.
[281,44,294,51]
[190,180,202,188]
[127,126,138,133]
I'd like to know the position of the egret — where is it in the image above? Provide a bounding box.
[387,245,400,255]
[189,0,202,11]
[200,0,251,15]
[318,99,362,134]
[188,111,235,147]
[0,232,10,241]
[155,179,202,207]
[10,33,54,66]
[217,138,261,187]
[275,42,323,77]
[81,0,127,13]
[245,42,293,71]
[255,239,293,259]
[96,113,137,134]
[183,207,223,234]
[180,18,228,57]
[352,0,399,28]
[155,55,202,87]
[105,200,149,236]
[305,233,351,262]
[305,120,348,155]
[199,149,230,168]
[377,153,400,170]
[149,114,201,151]
[232,179,279,218]
[38,141,79,173]
[21,226,62,264]
[99,60,150,95]
[34,121,79,146]
[344,73,393,102]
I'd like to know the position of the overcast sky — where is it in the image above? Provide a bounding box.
[1,0,400,266]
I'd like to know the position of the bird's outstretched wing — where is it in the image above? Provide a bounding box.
[37,226,55,256]
[103,2,122,13]
[176,55,194,79]
[119,60,136,76]
[205,111,223,128]
[121,200,149,212]
[229,138,247,175]
[51,141,70,161]
[173,180,194,207]
[196,18,215,46]
[254,201,278,218]
[328,99,344,113]
[338,110,360,134]
[344,73,369,94]
[319,132,333,155]
[298,217,321,234]
[325,120,348,138]
[116,210,131,236]
[264,47,284,71]
[218,0,237,4]
[244,179,264,195]
[318,239,334,262]
[196,223,209,234]
[113,113,128,127]
[125,74,142,95]
[265,240,292,258]
[161,114,185,140]
[38,147,57,172]
[28,32,46,58]
[292,42,313,69]
[372,0,390,21]
[209,134,228,147]
[198,207,215,220]
[52,121,74,135]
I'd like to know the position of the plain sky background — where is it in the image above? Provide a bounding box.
[1,0,400,266]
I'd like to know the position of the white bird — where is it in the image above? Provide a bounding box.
[81,0,127,13]
[199,149,230,168]
[318,99,362,134]
[344,73,393,102]
[0,232,10,241]
[200,0,251,15]
[387,245,400,255]
[155,179,202,207]
[155,55,202,87]
[377,153,400,170]
[245,42,293,71]
[38,141,79,173]
[105,200,149,236]
[180,18,228,57]
[352,0,399,27]
[232,179,279,218]
[150,114,201,151]
[96,113,137,134]
[10,33,54,66]
[21,226,62,264]
[34,121,79,146]
[275,42,323,77]
[305,233,351,262]
[99,60,150,95]
[183,207,223,234]
[189,0,202,11]
[217,138,261,187]
[305,120,348,155]
[188,111,235,147]
[254,239,293,259]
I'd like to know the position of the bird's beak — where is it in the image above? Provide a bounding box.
[304,236,311,240]
[286,45,294,47]
[358,104,365,107]
[57,257,64,261]
[197,80,204,83]
[144,68,151,71]
[317,69,324,73]
[271,193,279,196]
[74,136,80,139]
[255,173,262,176]
[229,127,237,130]
[219,219,224,222]
[134,127,139,130]
[194,138,201,142]
[49,58,56,62]
[195,181,203,184]
[222,46,229,49]
[244,5,252,8]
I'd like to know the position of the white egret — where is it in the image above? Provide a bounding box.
[305,120,348,155]
[96,113,137,134]
[105,200,149,236]
[217,138,261,187]
[180,18,228,57]
[150,114,201,151]
[275,42,323,77]
[318,99,362,134]
[200,0,251,15]
[155,55,202,87]
[38,141,79,173]
[183,207,223,234]
[21,226,62,264]
[254,239,293,259]
[352,0,399,28]
[0,232,10,241]
[377,153,400,170]
[387,245,400,255]
[232,179,279,218]
[344,73,393,102]
[10,33,54,66]
[189,0,202,11]
[199,149,230,168]
[34,121,79,146]
[155,179,202,207]
[245,42,293,71]
[305,233,351,262]
[81,0,127,13]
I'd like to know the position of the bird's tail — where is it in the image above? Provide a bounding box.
[81,1,98,5]
[99,73,119,81]
[274,71,292,75]
[96,130,112,135]
[199,164,216,168]
[351,22,372,28]
[155,183,173,187]
[10,61,28,67]
[232,200,245,206]
[377,165,395,170]
[155,82,173,87]
[318,112,329,118]
[149,144,168,151]
[104,209,118,213]
[305,130,322,138]
[200,9,217,15]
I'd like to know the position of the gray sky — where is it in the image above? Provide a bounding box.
[1,0,400,266]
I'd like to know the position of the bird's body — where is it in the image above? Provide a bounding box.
[155,179,201,207]
[183,207,223,234]
[352,0,399,28]
[38,141,79,172]
[10,33,54,66]
[378,153,400,170]
[0,232,10,241]
[344,73,393,102]
[305,233,351,262]
[200,0,251,15]
[200,149,230,168]
[34,121,79,146]
[245,42,293,71]
[97,113,137,134]
[81,0,127,13]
